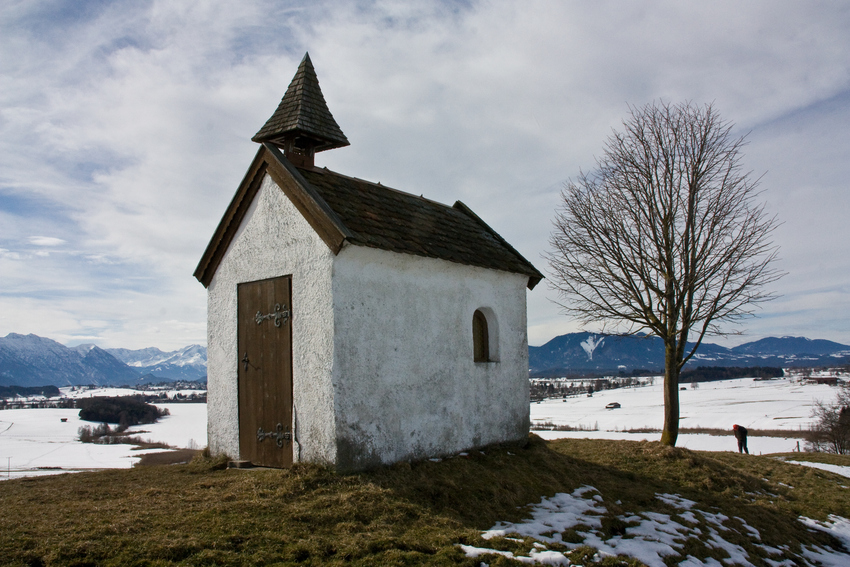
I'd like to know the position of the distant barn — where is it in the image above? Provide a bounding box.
[195,54,542,471]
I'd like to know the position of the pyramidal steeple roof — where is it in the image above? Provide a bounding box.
[252,53,349,153]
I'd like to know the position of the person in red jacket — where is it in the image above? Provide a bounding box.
[733,424,749,454]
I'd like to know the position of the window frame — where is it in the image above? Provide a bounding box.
[472,309,490,363]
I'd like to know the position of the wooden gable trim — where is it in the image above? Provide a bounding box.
[261,143,352,254]
[452,200,544,290]
[193,145,353,288]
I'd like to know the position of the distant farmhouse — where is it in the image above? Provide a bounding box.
[195,54,542,471]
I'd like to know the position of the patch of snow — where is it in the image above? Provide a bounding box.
[580,335,604,360]
[463,488,850,567]
[758,546,796,567]
[787,461,850,479]
[799,515,850,554]
[483,485,604,543]
[735,517,762,541]
[678,556,725,567]
[801,545,850,567]
[657,493,696,509]
[466,545,571,566]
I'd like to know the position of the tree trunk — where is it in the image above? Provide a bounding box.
[660,342,681,446]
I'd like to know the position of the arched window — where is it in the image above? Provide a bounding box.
[472,309,489,362]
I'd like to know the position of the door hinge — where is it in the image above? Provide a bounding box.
[257,423,291,448]
[255,303,290,327]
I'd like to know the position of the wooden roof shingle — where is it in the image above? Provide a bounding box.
[252,53,349,152]
[299,168,542,287]
[194,144,543,290]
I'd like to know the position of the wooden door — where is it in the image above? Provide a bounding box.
[237,275,293,468]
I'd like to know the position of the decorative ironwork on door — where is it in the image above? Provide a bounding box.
[257,423,291,448]
[255,303,290,327]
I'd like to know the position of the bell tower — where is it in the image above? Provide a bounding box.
[252,53,349,168]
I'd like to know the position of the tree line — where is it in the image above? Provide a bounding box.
[531,376,652,401]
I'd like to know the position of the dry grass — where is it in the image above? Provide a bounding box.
[134,448,202,467]
[0,436,848,566]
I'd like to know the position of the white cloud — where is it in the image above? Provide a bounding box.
[0,249,24,261]
[1,0,849,349]
[29,236,66,246]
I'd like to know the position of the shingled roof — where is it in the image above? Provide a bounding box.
[252,53,349,152]
[194,144,543,290]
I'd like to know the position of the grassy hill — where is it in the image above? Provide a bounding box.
[1,436,848,566]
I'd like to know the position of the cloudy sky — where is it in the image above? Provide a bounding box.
[1,1,848,351]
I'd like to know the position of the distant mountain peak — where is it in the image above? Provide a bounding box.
[530,332,850,377]
[104,344,206,380]
[0,333,207,387]
[0,334,138,388]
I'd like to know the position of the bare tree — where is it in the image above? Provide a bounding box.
[547,101,782,446]
[807,385,850,454]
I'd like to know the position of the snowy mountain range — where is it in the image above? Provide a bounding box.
[0,333,207,387]
[4,331,850,386]
[105,344,207,381]
[529,332,850,376]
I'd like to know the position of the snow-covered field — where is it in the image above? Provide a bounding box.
[531,377,841,454]
[0,398,206,480]
[0,377,845,481]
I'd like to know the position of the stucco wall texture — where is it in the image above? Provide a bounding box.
[207,174,531,471]
[207,175,337,464]
[332,246,530,470]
